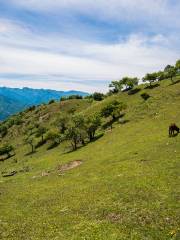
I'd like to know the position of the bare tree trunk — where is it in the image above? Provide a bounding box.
[171,76,174,83]
[30,144,34,153]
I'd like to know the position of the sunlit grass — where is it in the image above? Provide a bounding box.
[0,79,180,239]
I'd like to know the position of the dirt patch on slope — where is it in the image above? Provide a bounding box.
[58,160,83,172]
[106,213,123,223]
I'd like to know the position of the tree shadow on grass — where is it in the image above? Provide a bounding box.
[47,142,60,150]
[0,153,15,162]
[35,139,47,149]
[128,88,141,95]
[118,119,130,125]
[90,133,104,142]
[102,116,127,130]
[169,133,179,138]
[64,147,78,154]
[102,120,114,130]
[122,87,132,92]
[145,83,160,89]
[64,133,104,154]
[24,151,37,156]
[169,79,180,85]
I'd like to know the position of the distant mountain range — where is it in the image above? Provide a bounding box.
[0,87,88,120]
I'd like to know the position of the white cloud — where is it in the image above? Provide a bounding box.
[0,18,179,92]
[9,0,180,29]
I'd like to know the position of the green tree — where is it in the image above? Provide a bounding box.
[92,92,105,101]
[68,95,83,100]
[48,99,55,104]
[143,72,157,86]
[60,96,67,102]
[156,71,166,81]
[164,65,173,72]
[36,126,47,142]
[109,80,123,93]
[65,124,81,150]
[13,116,23,125]
[85,93,105,101]
[25,137,35,153]
[175,59,180,72]
[101,100,126,121]
[121,77,139,90]
[72,114,86,145]
[175,59,180,67]
[127,77,139,89]
[167,66,176,83]
[109,77,138,93]
[0,125,8,138]
[27,124,36,135]
[26,105,36,112]
[58,115,68,134]
[0,144,14,158]
[85,113,101,141]
[65,114,86,150]
[46,130,61,144]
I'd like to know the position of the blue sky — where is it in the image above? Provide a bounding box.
[0,0,179,92]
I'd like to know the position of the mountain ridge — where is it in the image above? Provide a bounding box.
[0,86,89,120]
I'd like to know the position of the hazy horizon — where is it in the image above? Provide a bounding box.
[0,85,90,93]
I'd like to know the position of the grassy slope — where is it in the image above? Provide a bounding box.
[0,79,180,240]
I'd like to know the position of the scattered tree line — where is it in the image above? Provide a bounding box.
[0,59,179,156]
[60,95,83,101]
[20,98,127,153]
[109,77,139,93]
[109,59,180,93]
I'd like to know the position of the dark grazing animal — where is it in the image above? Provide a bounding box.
[169,123,180,137]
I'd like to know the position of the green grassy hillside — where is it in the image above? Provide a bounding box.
[0,78,180,240]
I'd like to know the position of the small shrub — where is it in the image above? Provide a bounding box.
[0,144,14,157]
[92,92,105,101]
[128,88,141,95]
[35,139,47,149]
[85,92,105,101]
[0,125,8,138]
[68,95,83,100]
[13,116,23,125]
[68,107,76,115]
[36,126,47,141]
[48,99,55,104]
[60,95,83,101]
[141,92,150,101]
[26,105,36,112]
[34,108,40,114]
[6,118,15,128]
[60,97,67,102]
